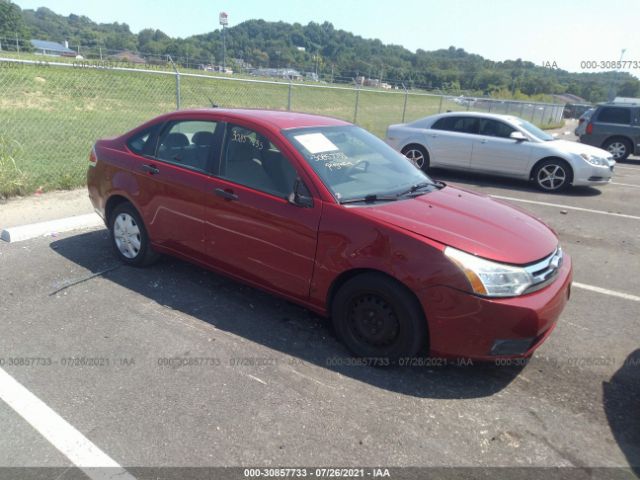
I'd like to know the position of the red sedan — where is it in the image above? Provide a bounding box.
[87,109,572,361]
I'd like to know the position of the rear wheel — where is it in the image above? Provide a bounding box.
[533,159,573,192]
[109,203,159,267]
[603,138,632,161]
[401,144,430,172]
[331,273,428,361]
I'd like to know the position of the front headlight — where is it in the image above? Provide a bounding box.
[579,153,608,166]
[444,247,534,297]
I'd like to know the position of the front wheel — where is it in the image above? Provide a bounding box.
[109,203,159,267]
[331,273,428,361]
[532,159,573,192]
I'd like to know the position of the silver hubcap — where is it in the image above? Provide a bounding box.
[404,149,425,169]
[607,142,627,159]
[113,213,142,259]
[537,165,567,190]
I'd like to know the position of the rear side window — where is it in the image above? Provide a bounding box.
[597,107,631,125]
[433,116,479,134]
[156,120,218,172]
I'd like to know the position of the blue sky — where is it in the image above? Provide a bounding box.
[13,0,639,75]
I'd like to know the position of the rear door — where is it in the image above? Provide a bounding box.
[132,118,223,263]
[426,116,476,169]
[471,118,532,176]
[201,122,322,301]
[591,106,635,148]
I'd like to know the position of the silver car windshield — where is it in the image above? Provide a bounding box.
[515,119,555,141]
[283,125,434,203]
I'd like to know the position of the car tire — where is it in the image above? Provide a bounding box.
[109,202,159,267]
[532,159,573,192]
[603,137,632,161]
[331,273,428,361]
[401,144,430,172]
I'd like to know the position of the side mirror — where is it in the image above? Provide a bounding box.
[288,178,314,208]
[510,131,528,142]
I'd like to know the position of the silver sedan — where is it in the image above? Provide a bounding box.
[385,112,615,191]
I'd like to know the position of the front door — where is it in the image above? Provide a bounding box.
[202,123,321,300]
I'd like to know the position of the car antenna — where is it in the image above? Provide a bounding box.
[208,97,219,108]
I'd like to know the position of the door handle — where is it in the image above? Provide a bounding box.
[142,164,160,175]
[215,188,238,201]
[480,139,488,144]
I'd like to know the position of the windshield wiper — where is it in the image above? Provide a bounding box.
[339,194,399,205]
[397,181,445,198]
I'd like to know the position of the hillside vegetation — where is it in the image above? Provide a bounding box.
[1,1,638,102]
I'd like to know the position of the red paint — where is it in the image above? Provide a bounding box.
[88,109,571,360]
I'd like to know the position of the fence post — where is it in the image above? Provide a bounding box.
[401,83,408,123]
[168,56,181,110]
[287,80,292,111]
[438,95,443,113]
[353,82,361,124]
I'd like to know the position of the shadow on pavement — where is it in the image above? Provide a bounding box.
[50,229,524,400]
[603,349,640,477]
[429,168,603,197]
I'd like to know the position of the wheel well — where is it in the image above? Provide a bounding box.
[530,156,574,181]
[602,135,633,149]
[105,195,131,226]
[401,143,430,158]
[326,268,429,338]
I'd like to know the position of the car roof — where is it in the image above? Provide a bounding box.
[413,111,522,124]
[169,108,352,130]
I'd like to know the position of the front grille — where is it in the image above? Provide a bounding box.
[523,247,563,294]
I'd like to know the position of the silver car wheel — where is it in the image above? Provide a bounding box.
[404,149,425,169]
[537,164,567,191]
[113,213,142,259]
[607,142,627,160]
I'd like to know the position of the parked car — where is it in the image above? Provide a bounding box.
[579,102,640,161]
[574,108,595,136]
[88,109,572,361]
[386,112,615,191]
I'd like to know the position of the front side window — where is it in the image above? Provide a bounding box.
[478,119,515,138]
[220,124,299,198]
[284,125,433,203]
[597,107,631,125]
[156,120,218,171]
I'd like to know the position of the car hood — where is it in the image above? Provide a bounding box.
[352,186,558,265]
[547,139,612,158]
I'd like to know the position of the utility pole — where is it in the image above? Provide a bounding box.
[607,48,627,101]
[219,12,228,71]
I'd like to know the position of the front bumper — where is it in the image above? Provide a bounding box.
[419,253,572,361]
[573,162,615,186]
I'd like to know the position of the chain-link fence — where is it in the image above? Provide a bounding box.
[0,57,565,198]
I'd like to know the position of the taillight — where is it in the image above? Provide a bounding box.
[88,146,97,167]
[585,122,593,135]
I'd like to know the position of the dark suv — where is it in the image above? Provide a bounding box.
[579,102,639,160]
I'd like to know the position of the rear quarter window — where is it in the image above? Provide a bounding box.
[127,128,155,155]
[597,107,631,125]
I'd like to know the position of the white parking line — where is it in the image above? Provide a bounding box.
[611,182,640,188]
[573,282,640,302]
[0,367,135,480]
[491,195,640,220]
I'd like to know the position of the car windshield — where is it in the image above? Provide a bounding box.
[283,125,435,203]
[514,118,555,141]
